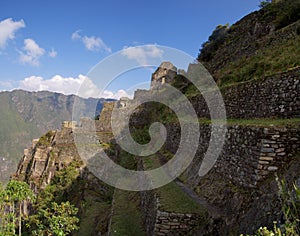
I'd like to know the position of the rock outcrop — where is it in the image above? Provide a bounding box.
[0,90,109,183]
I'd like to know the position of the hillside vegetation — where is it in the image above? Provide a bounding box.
[198,0,300,86]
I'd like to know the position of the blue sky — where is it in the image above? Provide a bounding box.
[0,0,260,98]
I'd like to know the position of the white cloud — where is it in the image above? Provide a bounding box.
[18,74,130,99]
[82,36,110,52]
[19,38,45,66]
[101,89,133,99]
[71,30,111,53]
[121,45,163,65]
[19,74,87,95]
[0,81,14,90]
[71,30,81,40]
[48,48,57,58]
[0,18,25,49]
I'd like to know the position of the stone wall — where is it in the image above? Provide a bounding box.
[138,154,206,235]
[190,67,300,119]
[255,126,300,182]
[154,210,203,235]
[165,123,300,189]
[62,120,77,129]
[140,189,157,236]
[134,89,150,100]
[139,186,206,236]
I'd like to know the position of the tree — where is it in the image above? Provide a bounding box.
[4,180,35,236]
[32,201,79,236]
[0,184,13,235]
[198,24,230,62]
[0,180,35,235]
[259,0,272,9]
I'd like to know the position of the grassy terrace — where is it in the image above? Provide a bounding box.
[143,154,206,215]
[110,149,206,235]
[105,116,299,234]
[198,118,300,127]
[77,195,111,236]
[110,190,146,236]
[157,181,206,215]
[217,36,300,86]
[110,150,146,236]
[151,114,300,128]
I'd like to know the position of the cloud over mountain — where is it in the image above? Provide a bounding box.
[19,74,131,99]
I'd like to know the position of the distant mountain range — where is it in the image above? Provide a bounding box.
[0,89,111,183]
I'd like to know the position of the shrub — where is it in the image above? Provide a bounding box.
[242,178,300,236]
[36,130,54,147]
[259,0,272,9]
[198,24,230,62]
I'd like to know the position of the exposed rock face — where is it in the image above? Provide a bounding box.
[15,128,79,191]
[0,90,109,183]
[14,123,114,235]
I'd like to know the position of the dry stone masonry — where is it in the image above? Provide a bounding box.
[14,58,300,235]
[164,123,300,189]
[191,67,300,119]
[154,210,203,235]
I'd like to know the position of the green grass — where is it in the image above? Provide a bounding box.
[217,35,300,86]
[36,130,55,147]
[110,190,146,236]
[157,181,206,215]
[109,149,146,235]
[143,154,206,215]
[76,195,111,236]
[118,150,138,170]
[198,118,300,127]
[142,154,160,170]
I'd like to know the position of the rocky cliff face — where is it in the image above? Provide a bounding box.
[15,127,78,191]
[0,90,110,183]
[14,122,114,235]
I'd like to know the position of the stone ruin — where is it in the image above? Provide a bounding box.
[150,62,177,89]
[62,120,77,129]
